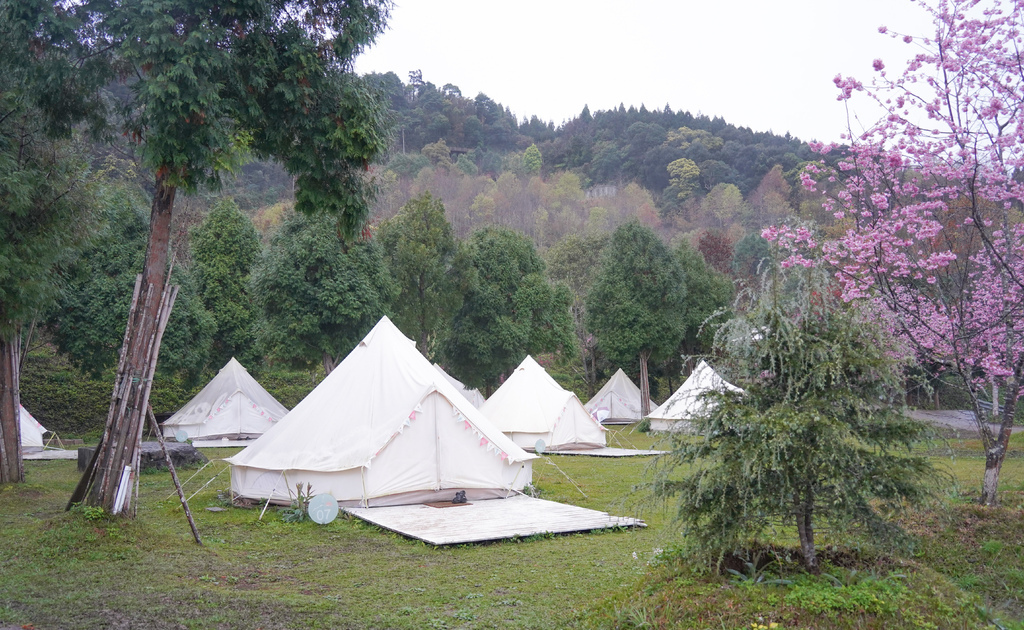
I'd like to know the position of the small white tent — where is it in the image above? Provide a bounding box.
[19,405,46,452]
[162,358,289,441]
[647,360,743,432]
[433,363,486,408]
[227,317,535,507]
[481,356,607,451]
[584,368,644,424]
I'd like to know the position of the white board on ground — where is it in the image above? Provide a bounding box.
[550,447,667,457]
[342,495,644,545]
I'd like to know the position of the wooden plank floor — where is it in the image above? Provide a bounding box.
[648,419,693,433]
[343,495,645,545]
[550,446,665,457]
[23,449,77,460]
[191,438,258,448]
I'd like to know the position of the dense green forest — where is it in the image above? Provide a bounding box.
[367,71,832,245]
[21,69,858,435]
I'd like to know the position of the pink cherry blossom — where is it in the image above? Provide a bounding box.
[767,0,1024,506]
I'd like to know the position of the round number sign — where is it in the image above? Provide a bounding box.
[174,430,189,443]
[534,439,546,454]
[307,493,339,525]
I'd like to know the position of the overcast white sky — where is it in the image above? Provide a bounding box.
[355,0,937,143]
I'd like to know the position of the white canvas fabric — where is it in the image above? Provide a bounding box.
[647,360,743,431]
[162,358,289,440]
[480,356,607,451]
[227,316,535,507]
[584,368,644,423]
[19,405,46,452]
[433,363,486,408]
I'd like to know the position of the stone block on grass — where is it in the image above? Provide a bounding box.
[77,441,208,472]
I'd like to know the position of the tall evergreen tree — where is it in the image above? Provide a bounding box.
[545,232,609,397]
[378,193,463,357]
[442,227,573,394]
[651,264,933,572]
[587,222,686,414]
[70,0,394,512]
[51,182,215,384]
[676,239,734,357]
[191,198,262,367]
[252,212,396,375]
[0,0,110,482]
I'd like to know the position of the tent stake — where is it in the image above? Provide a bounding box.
[543,456,588,499]
[147,405,202,545]
[259,470,286,521]
[185,464,229,504]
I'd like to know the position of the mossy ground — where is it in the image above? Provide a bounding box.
[0,427,1021,629]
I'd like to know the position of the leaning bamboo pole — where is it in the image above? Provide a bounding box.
[146,405,201,545]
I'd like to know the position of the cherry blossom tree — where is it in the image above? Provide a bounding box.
[772,0,1024,506]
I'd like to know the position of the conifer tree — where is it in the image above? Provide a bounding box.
[652,264,933,572]
[587,222,686,413]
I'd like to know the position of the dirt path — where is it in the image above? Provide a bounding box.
[908,409,1022,436]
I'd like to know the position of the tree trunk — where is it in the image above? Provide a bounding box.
[795,499,818,573]
[0,333,23,483]
[322,352,338,376]
[979,376,1018,506]
[639,349,651,415]
[589,348,598,397]
[69,174,178,513]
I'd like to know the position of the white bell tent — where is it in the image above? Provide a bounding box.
[584,368,644,424]
[647,360,743,432]
[227,317,535,507]
[433,363,486,408]
[161,358,289,440]
[480,355,607,451]
[19,405,46,452]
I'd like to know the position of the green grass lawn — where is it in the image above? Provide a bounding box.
[1,426,1022,629]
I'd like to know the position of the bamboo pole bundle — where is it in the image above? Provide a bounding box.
[68,275,179,514]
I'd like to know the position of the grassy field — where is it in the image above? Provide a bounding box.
[0,427,1022,629]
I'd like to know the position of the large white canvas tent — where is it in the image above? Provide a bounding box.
[19,405,46,452]
[433,363,486,408]
[480,356,607,451]
[227,317,535,507]
[584,368,644,424]
[162,358,289,441]
[647,360,743,432]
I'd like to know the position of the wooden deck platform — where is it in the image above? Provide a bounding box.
[552,447,665,457]
[648,419,693,433]
[192,438,257,448]
[342,495,644,545]
[23,449,78,460]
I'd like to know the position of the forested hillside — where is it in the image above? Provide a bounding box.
[366,70,834,250]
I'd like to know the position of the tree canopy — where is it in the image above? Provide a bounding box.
[442,226,573,393]
[50,182,215,383]
[378,192,464,357]
[191,198,262,367]
[587,221,687,413]
[675,239,734,357]
[252,211,396,375]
